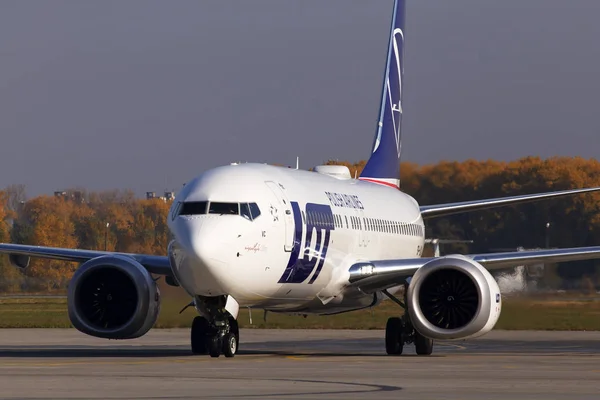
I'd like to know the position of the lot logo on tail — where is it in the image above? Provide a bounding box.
[278,202,335,284]
[359,0,406,188]
[389,27,404,158]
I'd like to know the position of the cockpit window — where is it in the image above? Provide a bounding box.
[179,201,208,215]
[240,203,252,220]
[177,200,261,221]
[249,203,261,219]
[209,202,239,215]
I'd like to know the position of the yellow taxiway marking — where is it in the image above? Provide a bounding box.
[438,342,467,350]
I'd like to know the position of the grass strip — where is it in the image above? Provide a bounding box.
[1,295,600,330]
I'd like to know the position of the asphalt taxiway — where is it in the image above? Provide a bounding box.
[0,329,598,399]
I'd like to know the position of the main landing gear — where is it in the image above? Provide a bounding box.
[189,296,240,358]
[383,286,433,356]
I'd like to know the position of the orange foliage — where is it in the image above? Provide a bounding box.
[2,156,600,291]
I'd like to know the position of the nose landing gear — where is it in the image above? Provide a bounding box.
[191,315,240,358]
[190,296,240,358]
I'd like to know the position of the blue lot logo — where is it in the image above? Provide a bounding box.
[277,202,335,284]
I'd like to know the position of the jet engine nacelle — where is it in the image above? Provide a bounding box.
[67,255,160,339]
[406,255,501,341]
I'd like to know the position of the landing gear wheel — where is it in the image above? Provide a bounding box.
[191,316,209,355]
[385,317,404,355]
[414,330,433,355]
[222,332,238,358]
[208,335,221,358]
[228,317,240,352]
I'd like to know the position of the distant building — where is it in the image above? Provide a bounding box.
[163,191,175,201]
[146,191,175,202]
[53,190,84,203]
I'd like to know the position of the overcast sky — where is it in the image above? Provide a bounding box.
[1,0,599,197]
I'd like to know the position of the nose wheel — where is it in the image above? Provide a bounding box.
[191,316,209,354]
[221,332,238,357]
[191,315,239,358]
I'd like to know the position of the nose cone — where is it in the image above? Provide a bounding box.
[177,218,223,264]
[170,217,233,296]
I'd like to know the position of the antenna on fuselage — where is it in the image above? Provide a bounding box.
[296,157,299,170]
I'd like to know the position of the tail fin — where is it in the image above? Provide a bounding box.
[359,0,405,189]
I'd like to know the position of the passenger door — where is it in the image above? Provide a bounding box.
[264,181,294,252]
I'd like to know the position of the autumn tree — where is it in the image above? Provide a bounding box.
[0,191,23,292]
[1,156,600,292]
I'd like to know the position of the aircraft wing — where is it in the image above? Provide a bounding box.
[0,243,172,275]
[348,246,600,294]
[419,187,600,219]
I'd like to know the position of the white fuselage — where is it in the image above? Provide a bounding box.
[167,163,424,314]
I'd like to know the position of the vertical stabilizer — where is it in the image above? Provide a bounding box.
[359,0,406,189]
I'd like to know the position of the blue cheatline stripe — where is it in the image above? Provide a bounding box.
[278,201,303,283]
[309,228,331,284]
[278,202,335,284]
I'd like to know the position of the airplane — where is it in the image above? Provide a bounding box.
[2,0,600,358]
